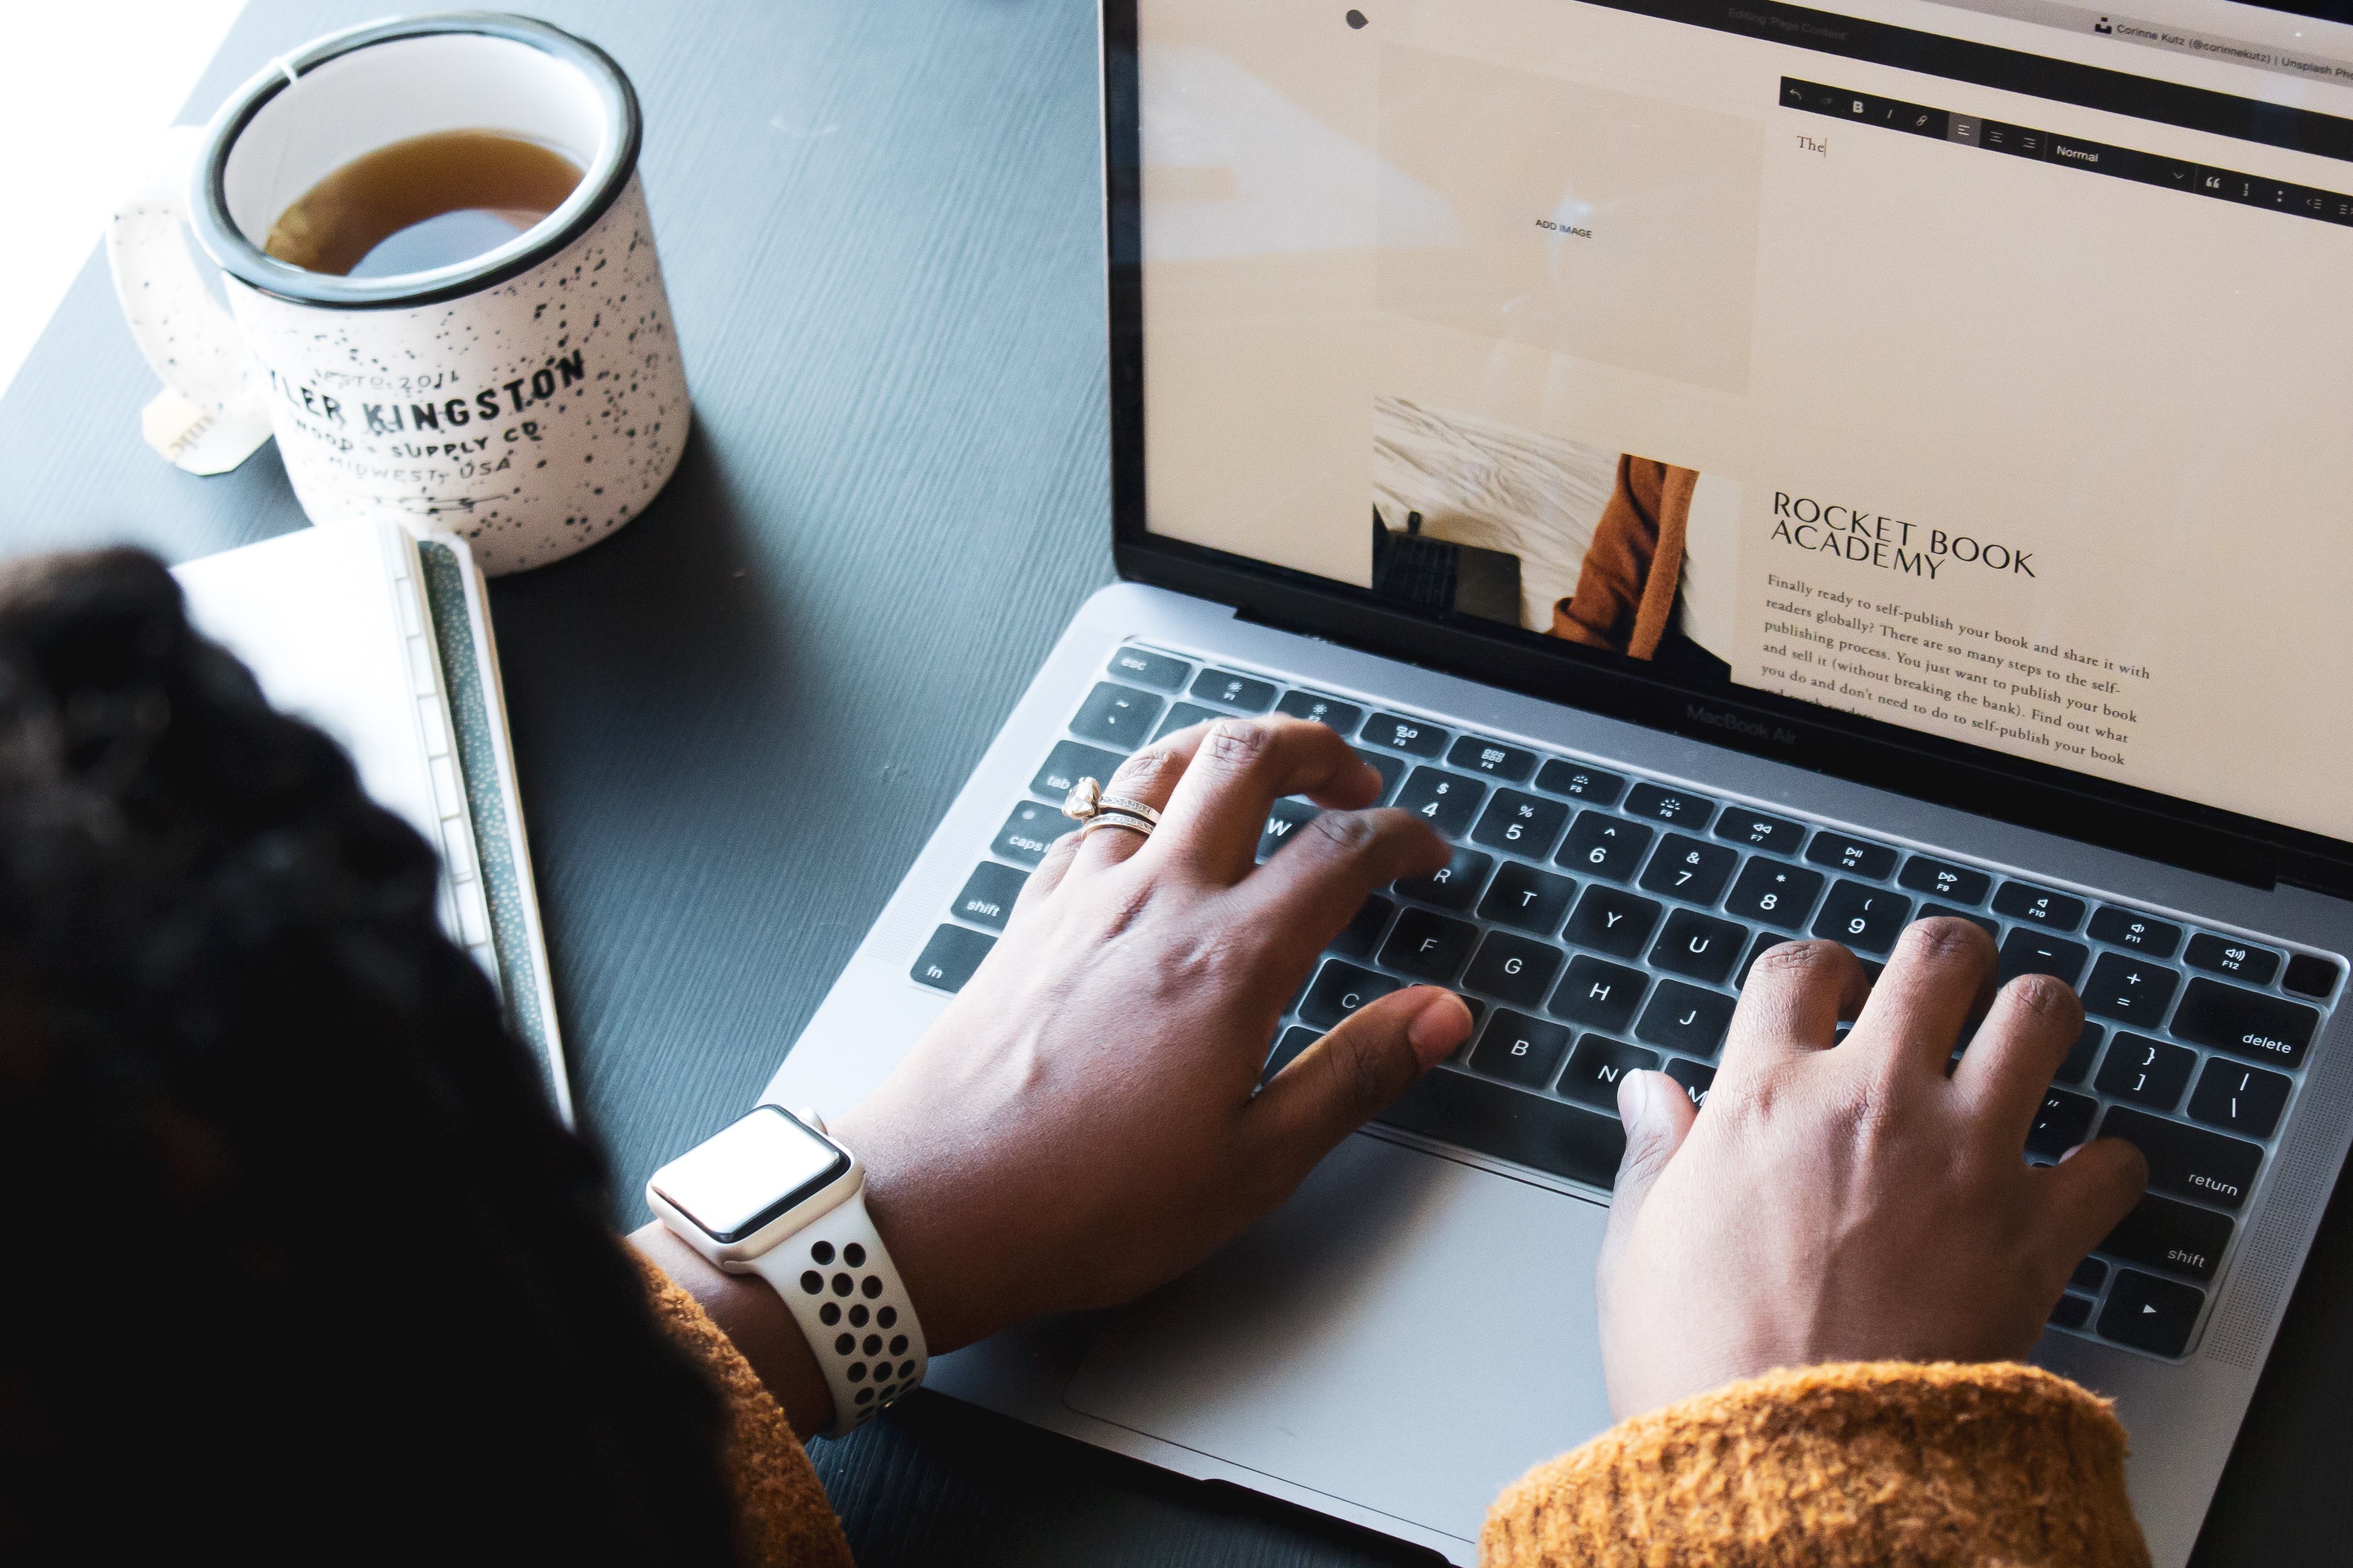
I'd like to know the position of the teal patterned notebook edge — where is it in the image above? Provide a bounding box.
[417,538,573,1124]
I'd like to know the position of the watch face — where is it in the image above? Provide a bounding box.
[652,1106,851,1244]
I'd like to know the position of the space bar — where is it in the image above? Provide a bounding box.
[1374,1068,1625,1191]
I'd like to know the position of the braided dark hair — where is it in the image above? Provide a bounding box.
[0,550,741,1564]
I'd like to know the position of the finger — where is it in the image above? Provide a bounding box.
[2033,1137,2150,1277]
[1600,1069,1698,1255]
[1229,807,1449,971]
[1951,972,2086,1135]
[1145,716,1381,886]
[1248,988,1472,1186]
[1065,733,1200,877]
[1016,821,1087,906]
[1847,917,1999,1078]
[1718,939,1871,1074]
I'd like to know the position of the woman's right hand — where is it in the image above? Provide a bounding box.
[1595,921,2150,1420]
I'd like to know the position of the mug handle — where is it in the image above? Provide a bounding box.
[106,125,275,476]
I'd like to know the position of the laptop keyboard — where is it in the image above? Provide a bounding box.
[910,642,2344,1362]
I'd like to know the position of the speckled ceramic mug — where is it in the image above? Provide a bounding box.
[107,13,688,574]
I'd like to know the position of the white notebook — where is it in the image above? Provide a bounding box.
[173,521,572,1122]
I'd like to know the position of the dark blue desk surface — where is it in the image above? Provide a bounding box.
[1,3,2345,1562]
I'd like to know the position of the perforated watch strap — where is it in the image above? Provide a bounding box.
[746,1185,928,1439]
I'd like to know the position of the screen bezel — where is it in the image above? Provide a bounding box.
[1099,0,2353,901]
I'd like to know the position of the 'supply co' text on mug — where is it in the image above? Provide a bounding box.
[108,12,689,574]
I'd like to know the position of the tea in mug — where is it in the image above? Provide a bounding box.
[263,129,584,278]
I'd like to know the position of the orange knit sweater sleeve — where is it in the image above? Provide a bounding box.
[1482,1360,2150,1567]
[636,1254,857,1568]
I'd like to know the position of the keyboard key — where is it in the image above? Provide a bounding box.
[1639,834,1739,904]
[1190,668,1277,712]
[1997,929,2090,988]
[1649,910,1750,986]
[1030,740,1126,802]
[1564,885,1664,959]
[1299,960,1401,1028]
[1726,860,1824,930]
[2101,1193,2232,1283]
[1557,811,1653,881]
[2026,1089,2097,1158]
[2187,1058,2292,1139]
[911,925,994,992]
[1394,767,1486,838]
[1533,760,1627,806]
[1635,981,1737,1057]
[2080,952,2180,1030]
[1664,1057,1717,1108]
[1447,735,1537,782]
[2049,1294,2095,1331]
[1350,747,1405,804]
[1898,856,1992,904]
[1381,908,1480,982]
[1153,701,1221,741]
[1258,798,1317,861]
[1375,1066,1624,1188]
[1070,682,1164,747]
[2097,1107,2263,1210]
[1738,931,1794,989]
[2095,1032,2196,1111]
[1993,881,2087,929]
[1330,895,1394,960]
[1108,647,1191,690]
[950,861,1027,931]
[1806,832,1897,880]
[2089,906,2181,957]
[2055,1022,2104,1086]
[1394,847,1493,911]
[1550,955,1648,1032]
[2097,1269,2204,1357]
[1478,862,1576,934]
[1624,783,1715,828]
[991,800,1074,866]
[2284,952,2341,999]
[1471,790,1570,859]
[2071,1257,2108,1293]
[1558,1036,1661,1112]
[1467,1010,1574,1090]
[1811,880,1911,954]
[1919,903,1998,939]
[1713,808,1805,855]
[2185,933,2281,986]
[1275,689,1365,734]
[2172,978,2319,1069]
[1260,1025,1319,1085]
[1464,932,1566,1009]
[1361,712,1446,756]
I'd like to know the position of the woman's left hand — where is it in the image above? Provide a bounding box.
[835,714,1476,1354]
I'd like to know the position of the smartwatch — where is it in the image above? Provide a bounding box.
[646,1104,927,1438]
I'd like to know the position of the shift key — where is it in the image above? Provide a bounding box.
[2100,1191,2233,1282]
[2096,1107,2264,1211]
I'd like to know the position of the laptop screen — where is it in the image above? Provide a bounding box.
[1125,0,2353,848]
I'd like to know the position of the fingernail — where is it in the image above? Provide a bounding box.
[1618,1069,1656,1131]
[1405,989,1473,1068]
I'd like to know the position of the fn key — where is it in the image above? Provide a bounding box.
[911,925,994,992]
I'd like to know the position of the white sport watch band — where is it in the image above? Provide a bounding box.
[742,1183,928,1438]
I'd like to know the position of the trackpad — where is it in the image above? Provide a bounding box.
[1063,1133,1616,1541]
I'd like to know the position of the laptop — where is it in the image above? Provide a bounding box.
[767,1,2353,1560]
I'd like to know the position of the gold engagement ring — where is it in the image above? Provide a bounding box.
[1063,776,1160,837]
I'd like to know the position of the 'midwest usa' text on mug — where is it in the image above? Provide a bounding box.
[108,11,689,574]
